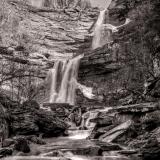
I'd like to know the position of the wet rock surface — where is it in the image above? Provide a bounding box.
[14,137,30,153]
[141,137,160,160]
[0,148,13,158]
[2,139,15,148]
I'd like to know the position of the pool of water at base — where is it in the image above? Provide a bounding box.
[4,130,137,160]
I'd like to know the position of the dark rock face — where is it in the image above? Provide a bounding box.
[95,141,123,152]
[2,139,15,148]
[10,102,40,135]
[43,103,73,119]
[22,100,40,110]
[141,110,160,131]
[14,137,30,153]
[26,135,46,145]
[62,146,102,156]
[0,148,13,158]
[0,97,68,137]
[36,109,68,137]
[141,137,160,160]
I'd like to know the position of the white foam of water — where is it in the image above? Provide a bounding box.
[4,156,61,160]
[68,130,91,140]
[65,152,90,160]
[75,81,95,99]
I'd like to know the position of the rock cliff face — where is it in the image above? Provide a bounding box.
[78,0,160,106]
[0,0,97,57]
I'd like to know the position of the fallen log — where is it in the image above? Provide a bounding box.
[109,103,159,114]
[99,120,132,143]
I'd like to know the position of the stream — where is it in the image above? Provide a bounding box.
[5,107,137,160]
[5,131,131,160]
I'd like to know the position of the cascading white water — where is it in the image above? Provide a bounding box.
[80,107,112,130]
[92,9,106,49]
[74,80,95,99]
[49,61,60,103]
[49,54,83,105]
[82,111,98,129]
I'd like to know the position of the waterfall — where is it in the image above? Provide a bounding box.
[92,12,131,49]
[91,0,113,49]
[49,55,83,105]
[82,111,98,129]
[92,9,106,49]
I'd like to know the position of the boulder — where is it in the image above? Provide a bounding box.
[9,100,68,137]
[95,141,123,152]
[10,109,39,135]
[43,103,73,119]
[26,135,46,145]
[141,137,160,160]
[14,137,30,153]
[22,100,40,110]
[0,148,13,158]
[35,109,68,137]
[118,149,138,155]
[2,138,15,148]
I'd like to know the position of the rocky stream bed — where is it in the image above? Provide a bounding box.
[0,94,160,160]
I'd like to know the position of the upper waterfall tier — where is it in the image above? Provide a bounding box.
[92,9,107,49]
[91,0,113,49]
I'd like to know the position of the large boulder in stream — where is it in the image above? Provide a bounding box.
[14,101,68,137]
[0,98,68,137]
[90,102,160,145]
